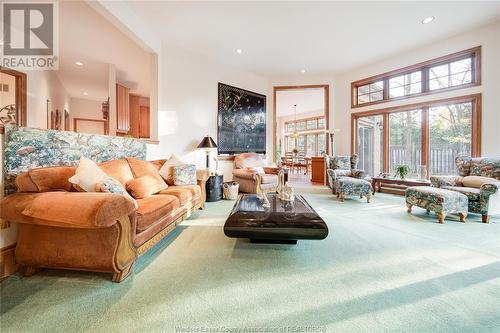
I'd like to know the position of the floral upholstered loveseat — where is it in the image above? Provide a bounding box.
[325,154,366,192]
[430,156,500,223]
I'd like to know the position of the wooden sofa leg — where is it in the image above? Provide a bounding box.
[482,215,490,223]
[437,213,446,224]
[112,263,134,283]
[406,203,412,213]
[459,212,467,223]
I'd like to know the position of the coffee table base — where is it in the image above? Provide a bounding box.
[250,239,298,244]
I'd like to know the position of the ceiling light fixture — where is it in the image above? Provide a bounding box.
[301,69,306,73]
[83,92,89,96]
[236,48,243,54]
[75,61,84,66]
[422,16,435,24]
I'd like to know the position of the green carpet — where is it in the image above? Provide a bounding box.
[1,190,499,333]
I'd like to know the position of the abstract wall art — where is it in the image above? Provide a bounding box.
[217,83,266,155]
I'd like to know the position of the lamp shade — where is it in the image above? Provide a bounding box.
[197,136,217,149]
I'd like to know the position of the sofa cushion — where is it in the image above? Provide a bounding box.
[469,157,500,180]
[159,155,185,185]
[69,157,107,192]
[261,174,278,184]
[136,195,179,231]
[98,177,138,209]
[99,159,135,185]
[462,176,496,189]
[158,185,201,206]
[126,157,162,178]
[126,175,168,199]
[173,164,197,185]
[443,186,480,202]
[28,166,76,192]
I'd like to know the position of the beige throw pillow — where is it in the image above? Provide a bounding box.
[462,176,496,188]
[159,154,185,185]
[68,157,107,192]
[126,175,168,199]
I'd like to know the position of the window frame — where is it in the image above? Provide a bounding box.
[351,46,481,108]
[350,94,482,176]
[284,115,326,133]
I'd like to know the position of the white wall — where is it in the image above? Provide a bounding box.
[333,20,500,157]
[69,97,105,134]
[270,20,500,157]
[146,44,272,181]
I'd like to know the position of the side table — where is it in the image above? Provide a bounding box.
[206,175,223,202]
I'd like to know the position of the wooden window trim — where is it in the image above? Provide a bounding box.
[351,46,481,108]
[0,67,27,134]
[284,115,326,133]
[351,94,482,175]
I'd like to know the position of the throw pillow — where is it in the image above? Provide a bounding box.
[462,176,496,188]
[332,156,351,170]
[173,164,197,186]
[126,175,168,199]
[98,176,138,209]
[159,154,185,185]
[68,157,107,192]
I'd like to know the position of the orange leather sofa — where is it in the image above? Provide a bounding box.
[0,158,208,282]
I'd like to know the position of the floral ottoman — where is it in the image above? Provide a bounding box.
[334,177,372,203]
[405,186,468,223]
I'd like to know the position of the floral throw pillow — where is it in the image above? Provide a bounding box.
[332,156,351,170]
[98,176,138,209]
[173,164,197,186]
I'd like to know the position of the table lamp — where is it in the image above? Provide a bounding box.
[197,135,217,170]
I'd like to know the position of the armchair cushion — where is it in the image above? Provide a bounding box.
[263,166,280,175]
[351,169,366,179]
[462,176,498,188]
[1,192,136,229]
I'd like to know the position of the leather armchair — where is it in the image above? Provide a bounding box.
[232,153,280,193]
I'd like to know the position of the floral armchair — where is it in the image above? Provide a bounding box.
[325,154,366,193]
[430,156,500,223]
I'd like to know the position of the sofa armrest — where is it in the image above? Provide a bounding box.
[430,175,463,188]
[480,182,500,198]
[196,169,209,203]
[0,192,136,229]
[232,168,258,180]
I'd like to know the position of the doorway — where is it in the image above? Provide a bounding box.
[0,67,27,133]
[273,85,329,186]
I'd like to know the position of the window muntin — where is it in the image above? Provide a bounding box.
[357,80,384,104]
[352,47,480,107]
[429,58,472,91]
[285,116,325,133]
[389,71,422,98]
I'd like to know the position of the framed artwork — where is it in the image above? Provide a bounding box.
[217,82,266,155]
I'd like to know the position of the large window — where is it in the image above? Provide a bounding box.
[429,102,472,175]
[351,47,481,107]
[284,115,326,156]
[389,110,422,178]
[352,95,481,177]
[357,115,384,177]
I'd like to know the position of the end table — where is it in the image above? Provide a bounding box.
[206,174,223,202]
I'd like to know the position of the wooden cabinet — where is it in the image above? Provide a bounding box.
[129,94,150,138]
[311,156,325,184]
[116,83,130,134]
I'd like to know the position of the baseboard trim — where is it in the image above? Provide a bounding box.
[0,243,18,280]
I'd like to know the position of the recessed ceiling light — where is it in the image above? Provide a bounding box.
[236,48,243,54]
[422,16,435,24]
[301,69,306,73]
[75,61,84,66]
[83,92,89,96]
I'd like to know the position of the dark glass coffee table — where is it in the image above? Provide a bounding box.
[224,194,328,244]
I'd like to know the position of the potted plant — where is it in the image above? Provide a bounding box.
[394,165,410,179]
